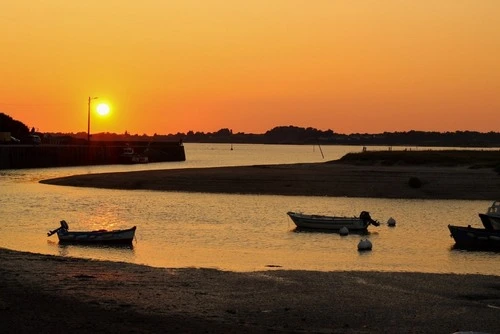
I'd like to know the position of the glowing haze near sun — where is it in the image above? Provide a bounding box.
[1,1,499,135]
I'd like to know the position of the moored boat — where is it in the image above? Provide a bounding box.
[478,201,500,230]
[48,220,136,244]
[479,213,500,231]
[448,224,500,250]
[287,211,379,232]
[119,146,149,164]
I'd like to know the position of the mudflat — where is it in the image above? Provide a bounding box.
[1,248,499,333]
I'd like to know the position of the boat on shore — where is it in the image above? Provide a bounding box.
[48,220,136,244]
[287,211,379,232]
[448,224,500,250]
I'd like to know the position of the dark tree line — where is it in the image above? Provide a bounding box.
[178,126,500,147]
[2,113,500,147]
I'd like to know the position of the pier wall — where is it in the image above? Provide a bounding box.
[0,141,185,169]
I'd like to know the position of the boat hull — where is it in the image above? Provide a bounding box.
[287,212,369,231]
[448,225,500,250]
[57,226,136,244]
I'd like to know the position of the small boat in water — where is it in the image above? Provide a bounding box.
[478,201,500,230]
[119,146,149,164]
[287,211,379,232]
[448,224,500,250]
[48,220,136,244]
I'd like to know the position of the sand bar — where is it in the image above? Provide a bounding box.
[40,162,500,200]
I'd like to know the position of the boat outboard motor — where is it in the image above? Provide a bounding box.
[48,220,69,237]
[360,211,380,226]
[60,220,69,230]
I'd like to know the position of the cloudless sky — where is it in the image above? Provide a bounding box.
[1,1,499,135]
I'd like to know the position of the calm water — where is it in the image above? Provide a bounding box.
[0,143,498,275]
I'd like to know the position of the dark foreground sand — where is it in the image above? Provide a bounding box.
[6,162,497,332]
[40,162,500,200]
[1,248,499,334]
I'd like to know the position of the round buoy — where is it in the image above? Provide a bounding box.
[339,226,349,236]
[358,239,372,251]
[387,217,396,227]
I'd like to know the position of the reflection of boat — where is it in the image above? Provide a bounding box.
[287,211,379,232]
[48,220,136,244]
[448,224,500,250]
[478,201,500,230]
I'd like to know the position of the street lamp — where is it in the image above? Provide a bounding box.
[87,96,98,143]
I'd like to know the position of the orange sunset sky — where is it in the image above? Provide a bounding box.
[1,1,499,135]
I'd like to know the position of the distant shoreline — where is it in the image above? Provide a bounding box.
[40,160,500,200]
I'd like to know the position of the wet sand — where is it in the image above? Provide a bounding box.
[1,248,499,333]
[4,162,499,332]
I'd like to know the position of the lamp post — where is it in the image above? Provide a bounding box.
[87,96,98,143]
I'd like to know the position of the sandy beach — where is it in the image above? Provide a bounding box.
[3,162,499,332]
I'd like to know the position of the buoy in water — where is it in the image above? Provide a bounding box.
[339,226,349,236]
[358,239,372,251]
[387,217,396,227]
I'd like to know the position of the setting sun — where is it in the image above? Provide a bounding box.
[96,103,110,116]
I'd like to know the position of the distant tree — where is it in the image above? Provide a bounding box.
[264,125,334,143]
[215,128,232,136]
[0,113,30,138]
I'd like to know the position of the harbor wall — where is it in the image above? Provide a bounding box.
[0,141,185,169]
